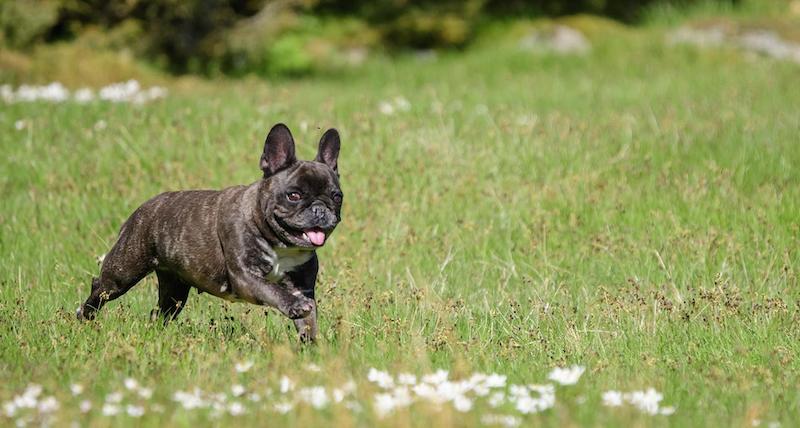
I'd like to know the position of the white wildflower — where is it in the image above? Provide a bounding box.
[124,378,139,391]
[173,389,206,409]
[74,88,94,103]
[12,386,39,410]
[453,395,473,412]
[391,386,413,407]
[373,393,397,418]
[14,120,27,131]
[660,406,676,415]
[99,80,140,103]
[547,365,585,385]
[378,101,394,115]
[102,403,120,416]
[79,400,92,413]
[37,397,59,413]
[298,386,328,409]
[515,394,554,414]
[274,401,294,414]
[602,390,623,407]
[602,388,674,416]
[4,402,17,417]
[513,384,555,414]
[509,384,528,397]
[488,391,505,408]
[345,400,362,412]
[397,373,417,385]
[138,387,153,399]
[228,402,245,416]
[126,405,145,417]
[28,83,69,102]
[24,384,42,399]
[627,388,663,415]
[231,384,246,397]
[235,361,254,373]
[422,369,449,385]
[69,384,83,396]
[368,368,394,389]
[279,376,294,394]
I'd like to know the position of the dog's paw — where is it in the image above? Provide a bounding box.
[298,326,317,344]
[285,297,314,319]
[76,305,94,321]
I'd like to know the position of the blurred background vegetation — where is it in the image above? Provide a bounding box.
[0,0,768,82]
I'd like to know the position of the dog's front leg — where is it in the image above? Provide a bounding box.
[287,256,319,343]
[293,304,317,344]
[227,269,314,319]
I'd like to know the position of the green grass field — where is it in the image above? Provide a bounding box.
[1,8,799,427]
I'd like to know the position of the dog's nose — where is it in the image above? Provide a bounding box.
[311,203,326,219]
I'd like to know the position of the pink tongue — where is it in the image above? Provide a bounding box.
[305,230,326,246]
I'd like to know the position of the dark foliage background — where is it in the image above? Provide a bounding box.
[1,0,738,74]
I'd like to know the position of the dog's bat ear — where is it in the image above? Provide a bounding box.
[315,128,340,173]
[261,123,297,177]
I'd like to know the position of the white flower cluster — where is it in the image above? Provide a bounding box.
[1,365,681,424]
[602,388,675,415]
[2,384,59,418]
[97,378,155,418]
[378,96,411,115]
[367,368,563,418]
[1,80,167,104]
[171,375,359,417]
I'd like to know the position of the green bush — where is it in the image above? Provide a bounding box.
[220,15,377,77]
[483,0,739,23]
[314,0,483,48]
[50,0,268,73]
[262,33,312,75]
[0,0,744,77]
[0,0,60,49]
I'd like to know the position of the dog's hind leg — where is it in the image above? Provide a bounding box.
[150,270,191,324]
[77,220,155,321]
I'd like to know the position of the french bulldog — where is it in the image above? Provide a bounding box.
[76,123,343,343]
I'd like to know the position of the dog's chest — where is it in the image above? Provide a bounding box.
[265,247,313,282]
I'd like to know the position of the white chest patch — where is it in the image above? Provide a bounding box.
[266,247,314,282]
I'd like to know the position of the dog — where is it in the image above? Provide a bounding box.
[76,123,342,343]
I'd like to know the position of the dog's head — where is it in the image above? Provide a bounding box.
[259,123,343,249]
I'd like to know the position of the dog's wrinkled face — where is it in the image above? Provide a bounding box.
[260,124,342,249]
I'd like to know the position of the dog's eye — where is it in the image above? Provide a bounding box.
[287,192,302,202]
[332,192,343,204]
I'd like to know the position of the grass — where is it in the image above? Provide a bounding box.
[1,8,799,428]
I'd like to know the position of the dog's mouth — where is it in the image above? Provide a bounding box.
[273,215,331,248]
[301,228,326,247]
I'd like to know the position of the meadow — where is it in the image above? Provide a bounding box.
[1,7,799,427]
